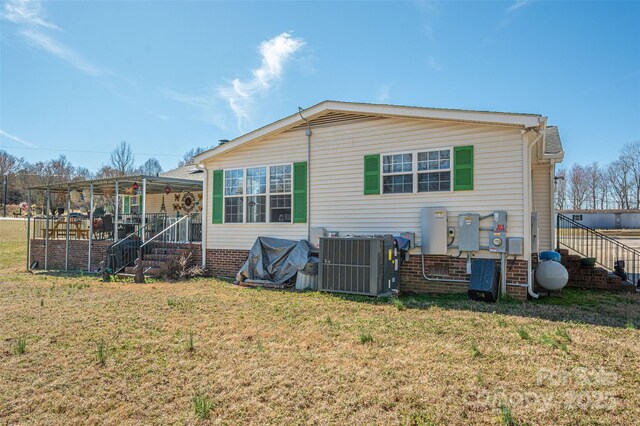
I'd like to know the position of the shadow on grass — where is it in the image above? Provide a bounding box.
[327,288,639,329]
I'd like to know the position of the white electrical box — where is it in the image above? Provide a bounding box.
[421,207,448,255]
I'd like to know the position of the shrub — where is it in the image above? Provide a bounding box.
[159,252,203,281]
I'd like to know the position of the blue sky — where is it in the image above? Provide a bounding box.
[1,0,639,173]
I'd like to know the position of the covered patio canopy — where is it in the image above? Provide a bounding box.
[26,173,204,272]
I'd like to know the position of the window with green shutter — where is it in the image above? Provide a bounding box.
[364,154,380,195]
[123,196,130,214]
[293,162,307,223]
[454,145,474,191]
[212,170,224,223]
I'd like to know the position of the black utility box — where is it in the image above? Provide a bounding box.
[468,259,499,302]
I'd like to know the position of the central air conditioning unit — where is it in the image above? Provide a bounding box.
[318,236,395,297]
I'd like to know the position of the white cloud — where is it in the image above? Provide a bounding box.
[2,0,59,29]
[506,0,533,13]
[0,129,33,146]
[2,0,107,77]
[217,32,304,129]
[19,29,104,76]
[375,85,390,103]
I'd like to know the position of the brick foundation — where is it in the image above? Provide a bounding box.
[399,254,529,301]
[204,249,530,300]
[205,249,250,277]
[29,239,112,271]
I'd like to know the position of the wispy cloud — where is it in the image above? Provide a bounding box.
[428,55,442,71]
[2,0,107,76]
[0,129,33,146]
[218,32,304,129]
[506,0,533,14]
[165,32,305,132]
[18,29,105,76]
[2,0,59,29]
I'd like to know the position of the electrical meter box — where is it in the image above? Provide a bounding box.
[421,207,448,255]
[458,213,480,252]
[507,237,524,256]
[489,210,508,253]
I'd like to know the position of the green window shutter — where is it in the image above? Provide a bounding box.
[123,196,130,214]
[364,154,380,195]
[293,162,307,223]
[139,194,143,206]
[454,146,474,191]
[212,170,224,224]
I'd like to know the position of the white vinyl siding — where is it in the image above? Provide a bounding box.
[204,116,530,259]
[532,164,553,251]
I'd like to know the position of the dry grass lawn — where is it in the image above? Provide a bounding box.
[1,220,639,425]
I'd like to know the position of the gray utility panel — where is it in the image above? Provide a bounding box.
[318,236,395,296]
[458,213,480,252]
[507,237,524,256]
[489,210,508,253]
[421,207,448,255]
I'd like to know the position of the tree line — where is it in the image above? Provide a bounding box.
[555,141,640,211]
[0,141,210,207]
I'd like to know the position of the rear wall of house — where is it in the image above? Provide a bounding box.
[204,116,531,261]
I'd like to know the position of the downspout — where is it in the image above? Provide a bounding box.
[525,128,544,299]
[65,184,70,271]
[195,163,207,269]
[298,106,312,241]
[44,187,49,270]
[26,189,31,271]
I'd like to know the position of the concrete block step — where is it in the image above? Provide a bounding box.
[151,248,190,256]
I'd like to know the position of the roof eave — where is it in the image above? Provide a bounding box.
[194,100,545,163]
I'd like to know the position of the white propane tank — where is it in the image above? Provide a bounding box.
[535,259,569,291]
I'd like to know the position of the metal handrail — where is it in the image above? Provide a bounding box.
[139,214,190,250]
[557,213,639,285]
[104,223,150,275]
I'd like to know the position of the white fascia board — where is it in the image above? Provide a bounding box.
[195,100,545,163]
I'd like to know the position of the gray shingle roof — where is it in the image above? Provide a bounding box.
[160,165,204,181]
[545,126,563,156]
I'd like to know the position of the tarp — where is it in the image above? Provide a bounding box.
[236,237,312,284]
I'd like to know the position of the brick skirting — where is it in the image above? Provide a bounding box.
[29,239,112,271]
[204,248,530,300]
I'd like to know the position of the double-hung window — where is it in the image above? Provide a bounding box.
[381,149,451,194]
[224,169,244,223]
[417,149,451,192]
[382,153,413,194]
[223,164,292,223]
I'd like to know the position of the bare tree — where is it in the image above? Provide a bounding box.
[0,150,23,177]
[606,160,631,209]
[584,162,604,209]
[568,164,589,209]
[109,141,136,176]
[139,158,163,176]
[555,166,567,210]
[178,146,209,167]
[621,141,640,209]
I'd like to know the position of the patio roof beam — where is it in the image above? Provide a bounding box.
[114,181,119,242]
[141,178,147,242]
